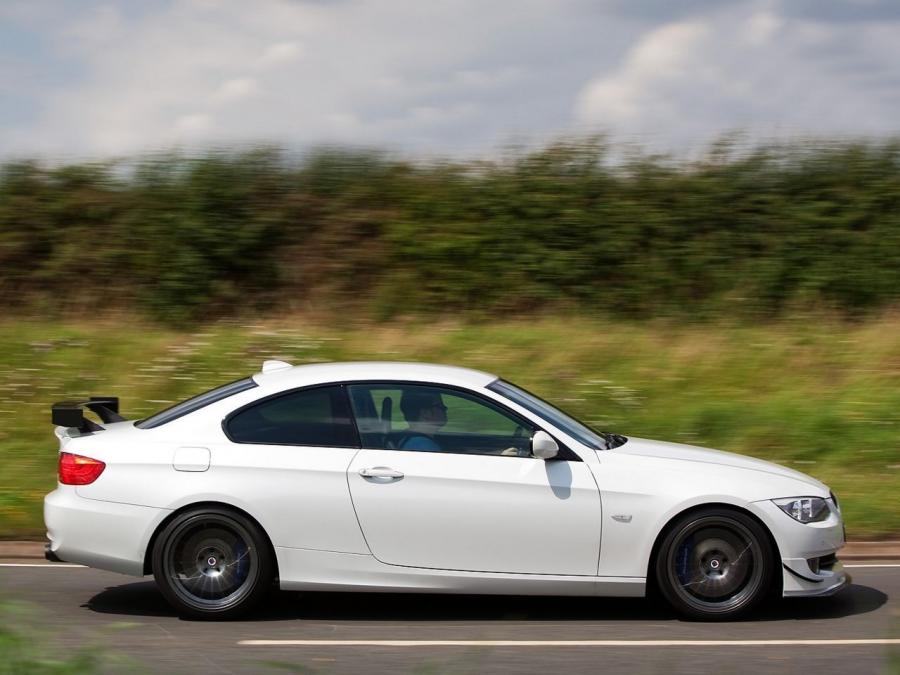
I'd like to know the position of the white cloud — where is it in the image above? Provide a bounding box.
[575,3,900,148]
[577,21,709,123]
[1,0,899,158]
[744,10,783,45]
[214,77,259,102]
[174,113,212,134]
[9,0,607,157]
[258,41,303,67]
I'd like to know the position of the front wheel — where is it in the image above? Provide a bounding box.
[655,508,775,621]
[152,507,274,619]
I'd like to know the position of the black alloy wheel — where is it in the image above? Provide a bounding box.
[152,507,274,619]
[655,507,774,620]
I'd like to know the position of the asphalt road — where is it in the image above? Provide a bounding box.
[1,561,897,674]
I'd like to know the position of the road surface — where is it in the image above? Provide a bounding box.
[1,561,897,674]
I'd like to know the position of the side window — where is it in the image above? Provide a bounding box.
[347,383,535,456]
[136,377,257,429]
[226,385,358,447]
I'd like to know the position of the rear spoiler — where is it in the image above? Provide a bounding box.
[51,397,126,433]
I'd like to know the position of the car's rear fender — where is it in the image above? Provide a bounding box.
[140,500,279,580]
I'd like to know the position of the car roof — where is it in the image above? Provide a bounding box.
[251,361,498,392]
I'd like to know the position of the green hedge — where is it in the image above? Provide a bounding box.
[2,139,900,323]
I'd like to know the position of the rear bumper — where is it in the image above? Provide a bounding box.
[44,544,65,563]
[44,485,169,576]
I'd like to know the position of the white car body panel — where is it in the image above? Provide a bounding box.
[45,484,165,576]
[274,547,644,596]
[74,435,369,555]
[347,449,602,575]
[44,361,847,600]
[592,439,832,578]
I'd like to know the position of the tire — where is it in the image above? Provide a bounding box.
[152,507,274,620]
[655,507,775,621]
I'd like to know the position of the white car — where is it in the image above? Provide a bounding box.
[44,361,847,621]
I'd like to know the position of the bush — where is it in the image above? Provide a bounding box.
[2,138,899,323]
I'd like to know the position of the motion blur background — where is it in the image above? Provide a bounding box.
[1,0,899,542]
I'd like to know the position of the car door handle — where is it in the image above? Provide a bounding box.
[359,466,404,481]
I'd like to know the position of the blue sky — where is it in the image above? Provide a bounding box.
[1,0,899,159]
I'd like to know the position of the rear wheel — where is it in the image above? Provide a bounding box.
[152,507,273,619]
[655,507,774,620]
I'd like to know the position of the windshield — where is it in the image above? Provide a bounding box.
[135,377,257,429]
[487,379,625,451]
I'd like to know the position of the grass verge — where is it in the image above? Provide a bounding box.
[1,314,898,538]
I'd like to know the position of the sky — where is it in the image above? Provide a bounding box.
[1,0,899,159]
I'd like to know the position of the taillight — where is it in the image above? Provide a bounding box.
[58,452,106,485]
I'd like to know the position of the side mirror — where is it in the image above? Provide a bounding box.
[531,430,559,460]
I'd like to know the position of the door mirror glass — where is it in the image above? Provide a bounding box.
[531,430,559,460]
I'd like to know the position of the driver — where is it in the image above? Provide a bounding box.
[398,390,447,451]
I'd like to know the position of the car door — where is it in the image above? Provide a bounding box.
[218,384,368,554]
[345,383,602,576]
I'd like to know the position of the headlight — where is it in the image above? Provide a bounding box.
[772,497,830,523]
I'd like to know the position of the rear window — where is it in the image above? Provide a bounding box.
[135,377,257,429]
[225,385,358,447]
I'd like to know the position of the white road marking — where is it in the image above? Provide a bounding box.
[0,563,85,568]
[239,639,900,647]
[1,563,897,569]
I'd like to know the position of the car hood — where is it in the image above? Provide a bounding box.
[613,436,828,493]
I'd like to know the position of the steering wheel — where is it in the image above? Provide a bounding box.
[502,425,530,457]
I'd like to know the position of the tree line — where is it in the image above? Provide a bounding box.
[2,138,899,323]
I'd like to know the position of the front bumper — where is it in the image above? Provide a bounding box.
[782,567,851,597]
[750,498,849,598]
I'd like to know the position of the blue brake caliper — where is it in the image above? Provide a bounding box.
[234,541,249,584]
[676,537,693,586]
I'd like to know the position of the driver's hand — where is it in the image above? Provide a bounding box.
[500,447,522,457]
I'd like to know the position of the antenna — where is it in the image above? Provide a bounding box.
[261,360,293,373]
